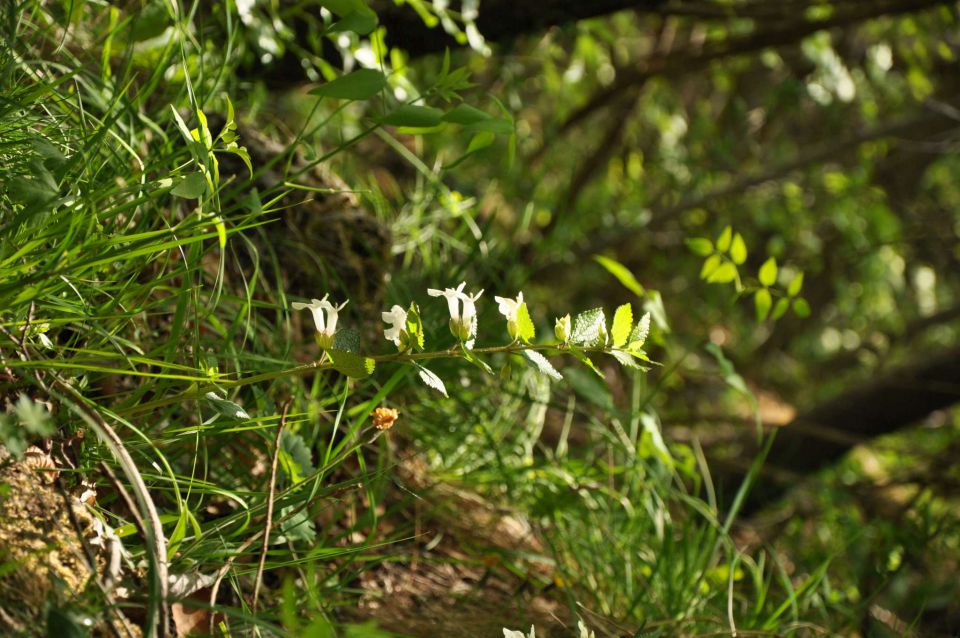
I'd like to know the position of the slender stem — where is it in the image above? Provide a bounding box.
[119,341,609,416]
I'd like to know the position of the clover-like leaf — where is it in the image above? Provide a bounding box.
[523,350,562,381]
[405,302,425,350]
[280,430,315,484]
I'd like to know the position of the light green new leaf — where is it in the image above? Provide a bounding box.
[309,69,387,100]
[708,261,738,284]
[759,257,778,287]
[772,297,790,320]
[571,307,606,346]
[788,272,804,297]
[594,255,645,297]
[755,288,772,321]
[686,237,714,257]
[523,350,562,381]
[700,254,721,280]
[716,226,733,252]
[516,302,535,343]
[611,303,633,348]
[730,233,748,265]
[793,297,811,317]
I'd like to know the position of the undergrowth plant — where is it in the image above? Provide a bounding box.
[0,1,835,637]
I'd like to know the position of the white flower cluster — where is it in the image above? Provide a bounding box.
[293,282,533,352]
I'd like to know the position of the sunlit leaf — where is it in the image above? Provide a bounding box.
[611,303,633,348]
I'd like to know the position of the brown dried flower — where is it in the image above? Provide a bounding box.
[371,407,399,431]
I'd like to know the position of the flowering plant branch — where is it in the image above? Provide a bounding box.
[122,283,652,414]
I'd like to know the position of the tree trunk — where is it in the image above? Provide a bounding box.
[735,347,960,512]
[372,1,665,58]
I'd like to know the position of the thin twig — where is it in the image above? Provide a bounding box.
[252,397,293,615]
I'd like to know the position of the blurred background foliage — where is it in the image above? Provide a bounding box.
[3,0,960,636]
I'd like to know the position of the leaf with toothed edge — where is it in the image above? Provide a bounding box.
[416,365,447,397]
[571,308,606,347]
[522,350,562,381]
[328,349,375,378]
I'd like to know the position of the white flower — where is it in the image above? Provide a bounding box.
[292,294,348,349]
[577,620,595,638]
[381,305,407,347]
[428,282,483,344]
[494,292,524,340]
[503,627,535,638]
[494,292,523,322]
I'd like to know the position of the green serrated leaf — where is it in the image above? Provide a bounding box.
[333,328,361,354]
[716,226,733,252]
[278,506,316,543]
[516,302,535,343]
[793,297,811,317]
[417,365,448,397]
[328,349,375,378]
[280,430,315,484]
[571,308,606,347]
[708,261,738,284]
[611,303,633,348]
[309,69,387,100]
[610,350,641,369]
[788,272,804,297]
[759,257,778,287]
[522,350,562,381]
[730,233,748,265]
[686,237,714,257]
[754,288,772,321]
[771,297,790,320]
[594,255,645,297]
[627,312,651,351]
